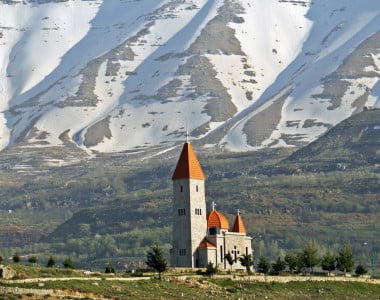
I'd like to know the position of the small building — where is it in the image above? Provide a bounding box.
[170,142,252,270]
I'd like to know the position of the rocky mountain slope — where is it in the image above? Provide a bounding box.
[0,0,379,161]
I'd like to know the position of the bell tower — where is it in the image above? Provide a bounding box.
[171,142,207,267]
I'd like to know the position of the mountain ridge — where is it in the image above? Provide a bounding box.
[0,0,379,158]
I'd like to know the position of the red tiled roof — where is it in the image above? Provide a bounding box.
[197,240,216,249]
[231,214,246,234]
[207,210,230,230]
[172,143,206,180]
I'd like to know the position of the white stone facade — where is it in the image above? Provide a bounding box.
[170,142,253,270]
[171,178,207,268]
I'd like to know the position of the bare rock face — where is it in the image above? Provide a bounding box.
[0,265,17,279]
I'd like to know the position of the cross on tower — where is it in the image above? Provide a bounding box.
[212,201,216,211]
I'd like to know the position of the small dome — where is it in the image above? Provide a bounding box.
[207,210,230,230]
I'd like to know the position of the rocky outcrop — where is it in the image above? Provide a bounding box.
[0,265,17,279]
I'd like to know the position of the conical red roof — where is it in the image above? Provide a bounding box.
[232,214,246,234]
[172,143,206,180]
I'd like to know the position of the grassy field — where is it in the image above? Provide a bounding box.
[1,274,380,299]
[1,265,380,299]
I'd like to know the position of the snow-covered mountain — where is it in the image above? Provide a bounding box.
[0,0,379,157]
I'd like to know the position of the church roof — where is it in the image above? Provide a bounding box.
[172,142,206,180]
[231,214,246,234]
[197,240,216,249]
[207,210,230,230]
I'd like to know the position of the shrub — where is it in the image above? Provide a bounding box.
[63,258,74,269]
[28,256,37,264]
[355,264,368,276]
[12,253,21,263]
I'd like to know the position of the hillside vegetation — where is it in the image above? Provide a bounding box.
[0,110,379,273]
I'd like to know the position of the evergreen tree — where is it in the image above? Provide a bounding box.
[296,252,305,273]
[224,251,234,272]
[336,245,355,275]
[105,262,115,273]
[239,254,253,275]
[47,256,55,268]
[321,252,336,274]
[284,252,298,273]
[355,263,368,276]
[301,241,320,274]
[63,257,74,269]
[257,256,270,274]
[205,262,217,276]
[146,243,168,279]
[272,257,286,274]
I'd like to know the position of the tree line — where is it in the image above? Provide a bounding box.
[256,242,368,276]
[1,241,371,278]
[145,242,371,279]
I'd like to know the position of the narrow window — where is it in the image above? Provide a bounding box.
[220,246,223,262]
[246,247,248,256]
[196,185,199,192]
[180,185,183,192]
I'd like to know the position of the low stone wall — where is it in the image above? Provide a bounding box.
[0,286,100,299]
[212,274,380,285]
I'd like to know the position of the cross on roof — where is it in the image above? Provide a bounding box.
[212,201,216,211]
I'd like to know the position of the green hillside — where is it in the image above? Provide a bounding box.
[0,110,379,273]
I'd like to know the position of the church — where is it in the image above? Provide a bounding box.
[170,142,252,270]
